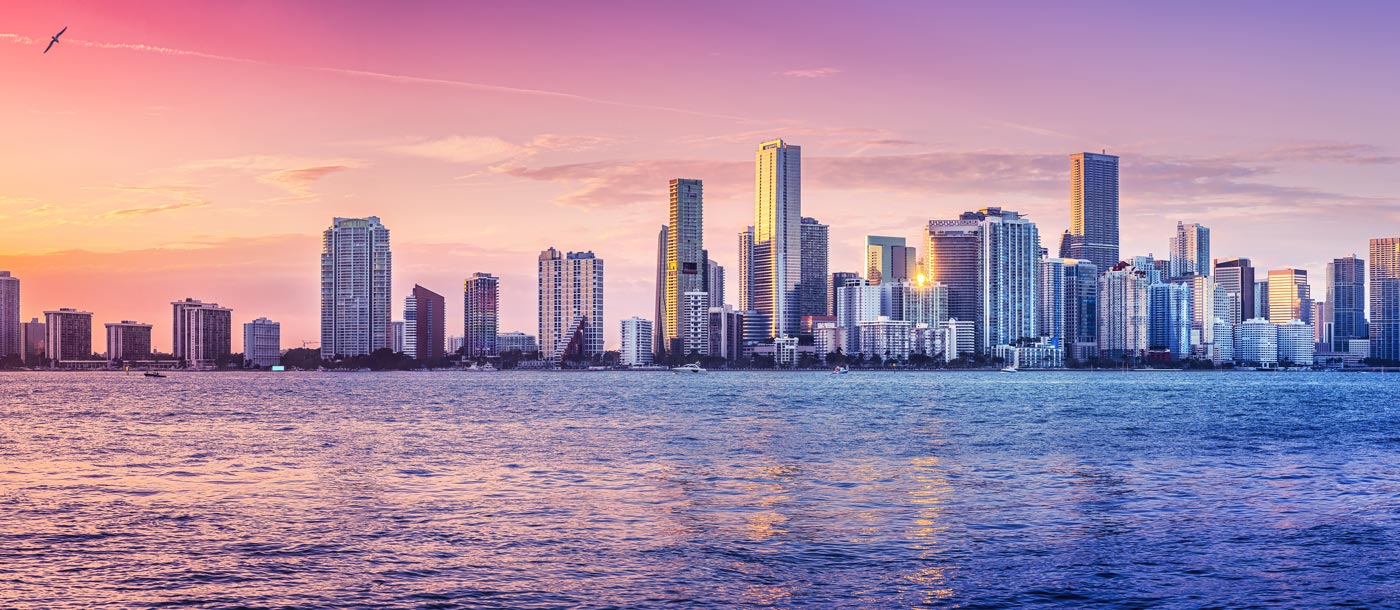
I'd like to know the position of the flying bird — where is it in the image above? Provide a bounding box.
[44,26,66,54]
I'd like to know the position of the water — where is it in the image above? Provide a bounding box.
[1,371,1398,608]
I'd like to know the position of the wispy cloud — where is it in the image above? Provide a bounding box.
[780,67,842,79]
[103,200,209,218]
[257,165,355,199]
[387,136,527,165]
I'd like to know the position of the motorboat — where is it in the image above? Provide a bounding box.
[832,366,849,374]
[671,363,707,374]
[1000,366,1018,373]
[143,371,167,378]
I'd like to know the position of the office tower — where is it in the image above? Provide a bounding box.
[1149,283,1192,361]
[1168,222,1211,278]
[835,279,881,353]
[663,179,705,355]
[1063,152,1120,271]
[104,321,152,362]
[390,321,405,353]
[44,308,93,365]
[680,291,711,356]
[1372,238,1400,362]
[857,317,912,360]
[904,278,949,328]
[1235,318,1278,367]
[407,285,445,362]
[1277,319,1315,366]
[0,272,17,360]
[21,318,44,364]
[1268,269,1311,323]
[497,332,539,355]
[1311,300,1328,348]
[800,217,829,317]
[1039,259,1069,349]
[1174,275,1219,356]
[1099,263,1151,361]
[464,272,499,358]
[752,139,802,339]
[1326,255,1366,351]
[924,218,981,343]
[538,248,605,362]
[403,295,418,358]
[737,227,754,312]
[320,216,392,359]
[971,208,1039,353]
[1061,259,1100,362]
[243,317,281,368]
[1213,258,1256,323]
[173,300,231,369]
[866,236,916,285]
[706,260,725,309]
[828,272,861,316]
[1254,280,1270,320]
[707,306,746,363]
[619,317,654,366]
[654,225,668,355]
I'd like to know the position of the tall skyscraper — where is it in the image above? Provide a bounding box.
[866,236,916,285]
[44,308,93,365]
[21,318,44,364]
[1149,283,1192,360]
[1169,221,1211,278]
[1326,255,1366,352]
[1268,269,1312,324]
[620,317,654,366]
[409,285,446,362]
[464,273,500,358]
[800,217,829,317]
[1099,263,1151,361]
[105,321,152,362]
[403,295,418,358]
[1254,280,1271,321]
[705,260,726,309]
[1213,258,1256,323]
[752,139,802,338]
[390,321,405,353]
[924,218,981,342]
[828,271,861,316]
[538,248,605,362]
[664,179,705,355]
[0,271,18,360]
[1064,259,1099,362]
[654,225,668,356]
[1063,152,1120,272]
[243,317,281,368]
[1371,238,1400,362]
[737,227,754,312]
[173,300,231,369]
[972,208,1040,352]
[320,216,392,359]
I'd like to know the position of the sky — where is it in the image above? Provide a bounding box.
[3,0,1400,353]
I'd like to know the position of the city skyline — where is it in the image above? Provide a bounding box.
[6,3,1400,352]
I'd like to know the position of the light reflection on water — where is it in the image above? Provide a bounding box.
[0,371,1398,608]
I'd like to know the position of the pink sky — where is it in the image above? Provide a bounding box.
[3,1,1399,352]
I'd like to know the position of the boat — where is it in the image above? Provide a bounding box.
[143,371,167,378]
[832,366,849,375]
[1000,366,1018,373]
[671,363,707,374]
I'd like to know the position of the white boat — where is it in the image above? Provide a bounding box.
[1000,366,1019,373]
[832,366,849,375]
[671,363,707,374]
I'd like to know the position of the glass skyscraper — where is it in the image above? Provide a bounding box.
[663,179,704,355]
[1169,221,1211,278]
[1213,258,1256,323]
[1371,238,1400,362]
[799,217,829,318]
[1326,255,1366,352]
[1062,152,1120,272]
[865,236,916,285]
[752,140,801,339]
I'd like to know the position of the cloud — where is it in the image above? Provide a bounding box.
[498,159,749,209]
[257,165,355,198]
[780,67,843,79]
[1245,142,1400,165]
[175,155,364,200]
[387,135,527,165]
[103,200,210,218]
[528,133,627,152]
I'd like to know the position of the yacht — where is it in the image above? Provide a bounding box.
[832,366,849,375]
[671,363,707,374]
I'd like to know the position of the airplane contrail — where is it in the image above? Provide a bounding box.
[1,33,755,122]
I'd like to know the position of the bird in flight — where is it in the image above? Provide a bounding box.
[44,26,66,54]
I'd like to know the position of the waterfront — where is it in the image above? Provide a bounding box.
[1,372,1398,608]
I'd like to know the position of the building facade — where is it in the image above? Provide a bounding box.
[410,285,445,362]
[105,321,152,362]
[44,308,93,366]
[663,179,705,355]
[857,317,912,361]
[619,317,654,367]
[1214,257,1256,323]
[1277,319,1315,366]
[21,317,44,364]
[924,218,981,346]
[1099,263,1151,361]
[320,216,392,359]
[865,236,916,285]
[1235,318,1278,367]
[800,217,829,318]
[464,272,500,358]
[497,331,539,355]
[706,260,725,309]
[752,140,802,339]
[243,317,281,368]
[1372,238,1400,362]
[0,271,18,361]
[1149,283,1192,361]
[1168,221,1211,279]
[974,208,1039,353]
[538,248,605,361]
[1061,152,1120,272]
[174,300,231,370]
[681,291,710,356]
[1268,268,1312,324]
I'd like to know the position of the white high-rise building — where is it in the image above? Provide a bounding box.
[1149,283,1192,361]
[320,216,392,359]
[681,291,710,356]
[974,208,1039,353]
[538,248,604,362]
[173,299,231,370]
[620,317,653,366]
[1277,319,1315,366]
[857,316,912,361]
[402,294,418,359]
[903,278,949,328]
[737,227,754,312]
[943,318,975,362]
[752,140,801,339]
[0,271,18,361]
[243,317,281,368]
[813,321,843,360]
[1169,221,1211,278]
[1235,318,1278,367]
[390,321,405,353]
[835,279,881,353]
[1212,319,1234,364]
[1099,263,1152,361]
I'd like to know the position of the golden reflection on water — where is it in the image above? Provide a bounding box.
[907,454,955,603]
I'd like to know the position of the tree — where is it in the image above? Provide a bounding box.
[753,355,776,369]
[281,348,325,370]
[869,354,884,368]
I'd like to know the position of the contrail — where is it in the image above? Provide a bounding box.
[1,33,754,122]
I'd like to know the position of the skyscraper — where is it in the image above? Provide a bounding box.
[173,300,231,369]
[1326,255,1366,352]
[1149,283,1192,360]
[1099,263,1151,361]
[737,227,754,312]
[800,217,829,317]
[409,285,446,362]
[21,318,44,364]
[664,179,704,355]
[105,321,152,362]
[620,317,654,366]
[1169,221,1211,278]
[1268,269,1312,324]
[1064,259,1099,362]
[538,248,604,362]
[403,294,418,358]
[681,291,710,357]
[1213,258,1256,323]
[320,216,392,359]
[924,218,981,343]
[1063,152,1120,272]
[752,139,801,338]
[1254,280,1271,321]
[866,236,916,285]
[243,317,281,368]
[705,259,725,309]
[464,273,500,358]
[0,271,18,361]
[44,308,93,366]
[828,272,861,316]
[1371,237,1400,362]
[654,225,668,356]
[966,208,1040,352]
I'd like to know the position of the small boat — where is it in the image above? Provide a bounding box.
[1000,366,1018,373]
[832,366,849,375]
[143,371,167,378]
[671,363,707,374]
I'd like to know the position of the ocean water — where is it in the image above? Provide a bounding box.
[1,371,1398,608]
